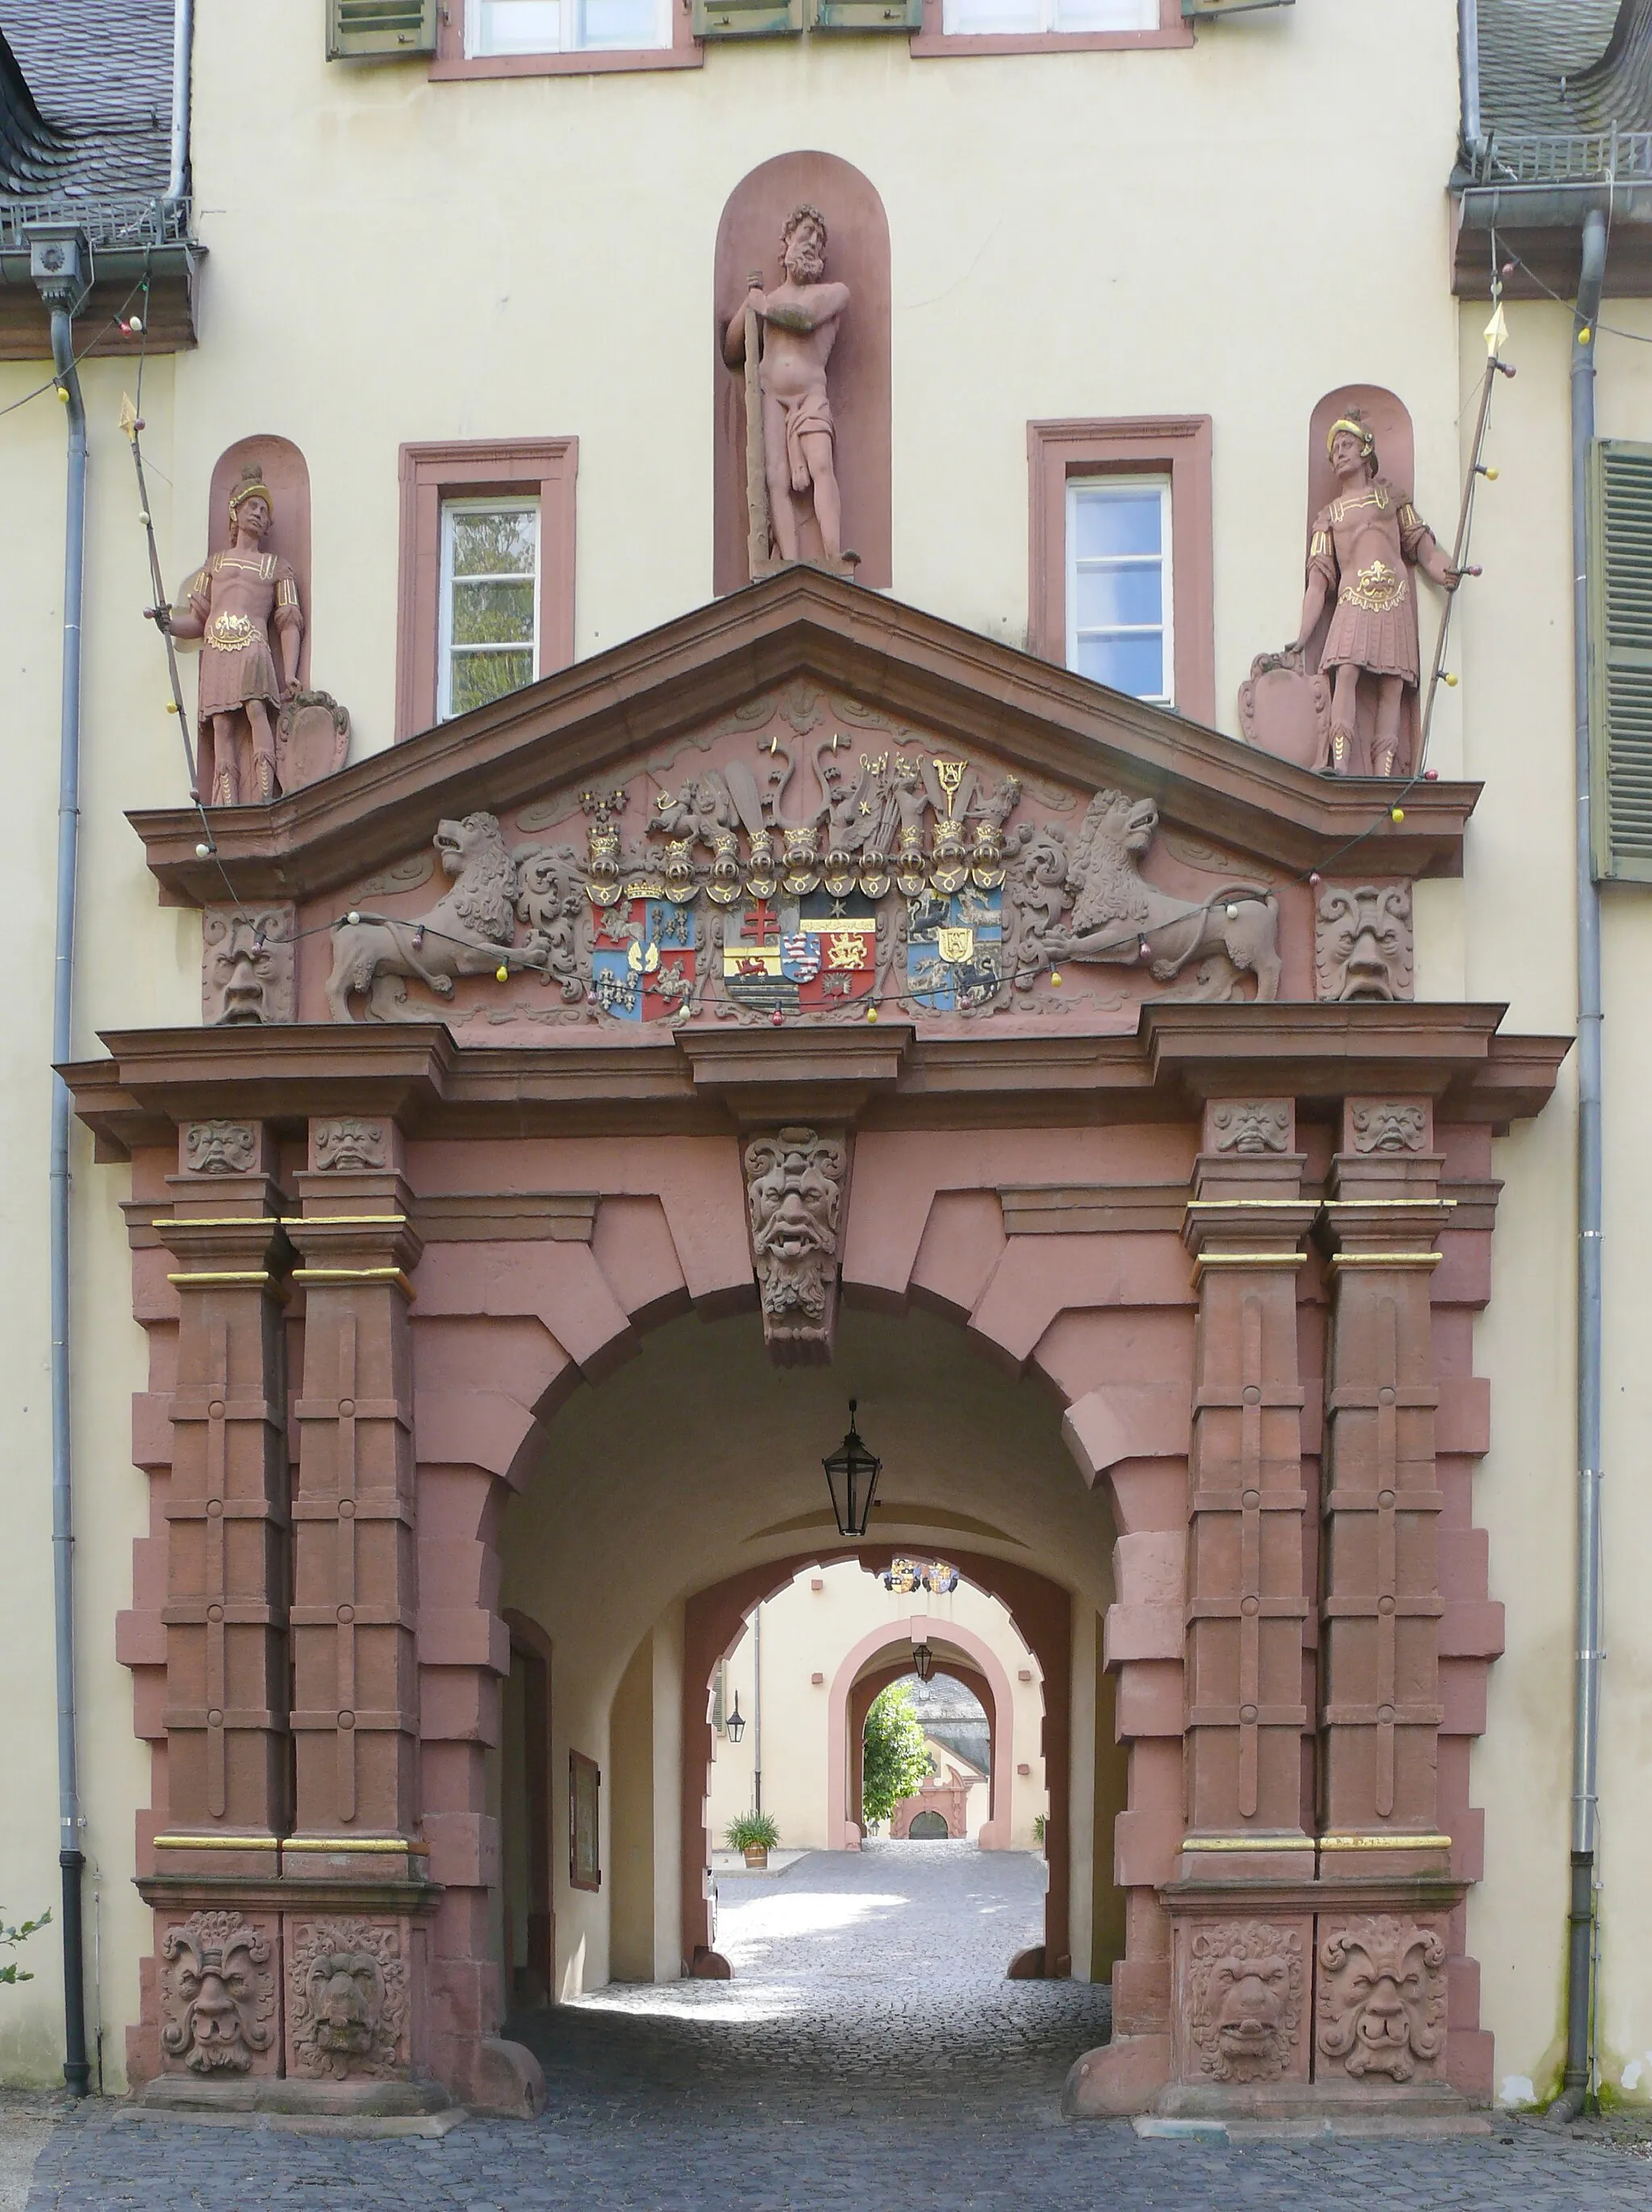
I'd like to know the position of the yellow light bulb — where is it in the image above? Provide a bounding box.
[1391,807,1405,824]
[1049,969,1062,987]
[496,963,510,983]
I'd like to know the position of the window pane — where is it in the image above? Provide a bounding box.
[451,510,537,578]
[944,0,1041,31]
[1076,632,1165,698]
[449,649,534,716]
[473,0,561,48]
[577,0,662,44]
[1052,0,1156,24]
[1074,564,1162,630]
[1073,489,1162,559]
[452,579,536,645]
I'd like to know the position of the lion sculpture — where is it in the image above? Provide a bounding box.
[326,812,520,1021]
[1041,791,1281,1002]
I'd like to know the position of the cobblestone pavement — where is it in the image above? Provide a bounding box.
[24,1842,1652,2208]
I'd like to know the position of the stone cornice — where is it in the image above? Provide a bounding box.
[127,568,1479,906]
[64,1004,1570,1159]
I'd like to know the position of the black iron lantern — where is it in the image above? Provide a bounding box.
[911,1642,935,1684]
[726,1694,745,1744]
[823,1398,882,1538]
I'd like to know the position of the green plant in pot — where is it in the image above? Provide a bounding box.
[726,1811,781,1868]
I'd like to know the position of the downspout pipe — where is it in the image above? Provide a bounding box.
[1458,0,1483,168]
[44,301,90,2098]
[1552,201,1608,2129]
[165,0,194,202]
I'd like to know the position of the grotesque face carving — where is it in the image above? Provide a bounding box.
[1350,1102,1429,1154]
[202,905,294,1026]
[1209,1101,1291,1155]
[1187,1921,1304,2083]
[312,1117,389,1174]
[309,1952,382,2064]
[1316,1915,1446,2083]
[289,1920,407,2081]
[181,1119,258,1175]
[160,1912,275,2075]
[1315,883,1413,1004]
[744,1127,849,1357]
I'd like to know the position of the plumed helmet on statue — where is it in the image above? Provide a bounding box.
[228,462,274,524]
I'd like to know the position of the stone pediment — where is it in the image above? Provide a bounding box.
[130,568,1479,1044]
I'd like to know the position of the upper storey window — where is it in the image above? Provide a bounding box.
[943,0,1151,30]
[1066,478,1172,704]
[437,499,541,720]
[466,0,670,50]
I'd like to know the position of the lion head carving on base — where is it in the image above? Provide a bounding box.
[1187,1920,1304,2083]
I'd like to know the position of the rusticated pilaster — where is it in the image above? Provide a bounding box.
[156,1123,292,1867]
[288,1121,423,1859]
[1318,1098,1450,1876]
[1180,1100,1315,1860]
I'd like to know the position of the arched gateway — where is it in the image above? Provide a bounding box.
[73,570,1564,2126]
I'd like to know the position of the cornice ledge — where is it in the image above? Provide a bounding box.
[122,570,1480,905]
[676,1020,914,1124]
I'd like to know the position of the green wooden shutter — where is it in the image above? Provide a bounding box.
[326,0,438,58]
[1590,440,1652,881]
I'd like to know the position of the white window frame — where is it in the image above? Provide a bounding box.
[941,0,1155,34]
[1065,474,1174,707]
[437,495,541,724]
[465,0,671,55]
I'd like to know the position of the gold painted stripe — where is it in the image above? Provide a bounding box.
[282,1836,430,1855]
[1180,1835,1316,1852]
[154,1834,281,1850]
[294,1215,409,1226]
[1321,1199,1458,1211]
[166,1271,271,1286]
[1327,1252,1442,1271]
[1320,1833,1451,1851]
[291,1267,416,1296]
[1193,1252,1308,1269]
[1185,1200,1313,1211]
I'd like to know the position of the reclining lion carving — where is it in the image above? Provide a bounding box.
[1041,791,1281,1003]
[326,812,520,1021]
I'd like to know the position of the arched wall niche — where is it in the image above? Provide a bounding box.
[712,151,892,594]
[204,434,313,687]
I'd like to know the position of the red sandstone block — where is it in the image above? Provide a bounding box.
[1440,1600,1505,1659]
[126,2023,161,2086]
[419,1671,497,1743]
[414,1388,540,1480]
[1103,1604,1183,1665]
[1112,1955,1171,2035]
[115,1611,166,1667]
[424,1810,498,1888]
[1438,1526,1490,1601]
[1114,1808,1183,1889]
[1439,1657,1489,1737]
[131,1667,166,1742]
[1446,2026,1494,2101]
[1064,2033,1172,2118]
[1437,1375,1491,1456]
[1114,1660,1184,1738]
[1063,1382,1191,1487]
[1448,1955,1481,2029]
[131,1393,173,1471]
[417,1608,510,1673]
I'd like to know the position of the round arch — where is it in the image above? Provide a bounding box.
[845,1655,995,1838]
[824,1617,1018,1852]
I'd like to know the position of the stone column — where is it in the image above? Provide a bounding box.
[157,1120,292,1863]
[1160,1100,1317,2114]
[1181,1100,1315,1855]
[1318,1098,1450,1877]
[142,1120,291,2090]
[288,1116,424,1857]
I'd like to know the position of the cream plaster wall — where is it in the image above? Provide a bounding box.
[703,1560,1047,1853]
[5,0,1650,2101]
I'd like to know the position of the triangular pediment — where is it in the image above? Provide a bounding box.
[136,569,1479,1039]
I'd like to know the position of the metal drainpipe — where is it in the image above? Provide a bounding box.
[1458,0,1483,167]
[45,301,90,2099]
[165,0,194,202]
[1552,203,1608,2128]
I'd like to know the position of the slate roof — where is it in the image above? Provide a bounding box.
[0,0,175,205]
[1473,0,1652,171]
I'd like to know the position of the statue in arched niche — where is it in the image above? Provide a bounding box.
[1284,411,1461,778]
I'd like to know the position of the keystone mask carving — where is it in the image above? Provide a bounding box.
[159,1911,275,2074]
[202,904,294,1025]
[1187,1920,1304,2084]
[744,1126,848,1365]
[1316,1914,1446,2083]
[288,1920,408,2080]
[1315,883,1413,1004]
[181,1119,259,1175]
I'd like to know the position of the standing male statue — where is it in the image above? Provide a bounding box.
[724,204,851,570]
[158,465,303,805]
[1286,411,1460,778]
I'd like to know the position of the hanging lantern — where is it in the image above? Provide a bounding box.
[726,1694,745,1744]
[822,1399,882,1538]
[911,1642,936,1684]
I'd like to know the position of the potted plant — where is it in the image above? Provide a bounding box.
[726,1811,780,1869]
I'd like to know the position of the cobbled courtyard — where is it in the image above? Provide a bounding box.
[19,1841,1652,2209]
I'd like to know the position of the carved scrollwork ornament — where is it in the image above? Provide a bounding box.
[159,1911,276,2074]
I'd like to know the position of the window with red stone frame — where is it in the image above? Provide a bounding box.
[1027,416,1214,726]
[394,438,578,741]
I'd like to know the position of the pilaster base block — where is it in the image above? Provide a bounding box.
[131,2072,451,2118]
[1062,2033,1173,2118]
